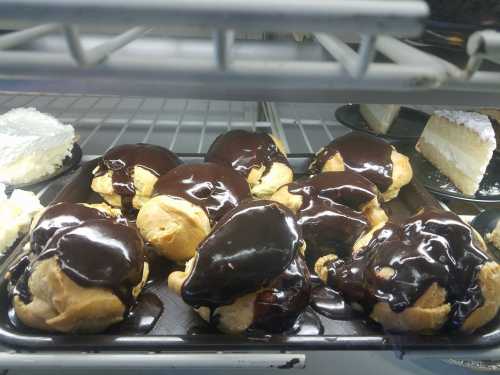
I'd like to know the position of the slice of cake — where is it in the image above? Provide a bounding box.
[487,220,500,251]
[416,110,496,196]
[0,184,43,253]
[359,104,401,134]
[478,109,500,152]
[0,108,75,185]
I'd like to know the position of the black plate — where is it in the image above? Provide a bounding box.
[471,210,500,260]
[1,155,500,352]
[335,105,429,141]
[4,143,82,193]
[400,145,500,203]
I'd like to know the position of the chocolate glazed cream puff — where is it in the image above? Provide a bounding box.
[168,200,311,334]
[91,143,182,213]
[8,206,148,333]
[315,208,500,334]
[309,132,412,202]
[137,162,251,262]
[271,171,388,268]
[205,129,293,198]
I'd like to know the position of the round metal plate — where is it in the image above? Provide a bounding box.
[5,143,82,192]
[400,144,500,203]
[335,104,429,141]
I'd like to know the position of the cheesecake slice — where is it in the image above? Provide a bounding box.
[0,184,43,253]
[360,104,401,134]
[416,110,496,196]
[478,109,500,152]
[0,108,75,185]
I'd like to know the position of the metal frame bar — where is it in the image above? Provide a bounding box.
[63,26,150,67]
[0,0,428,35]
[0,23,59,50]
[0,352,305,370]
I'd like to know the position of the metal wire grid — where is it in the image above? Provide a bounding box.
[0,92,348,156]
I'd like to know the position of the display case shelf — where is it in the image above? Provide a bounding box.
[0,0,499,105]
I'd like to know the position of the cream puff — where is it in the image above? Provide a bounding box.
[205,130,293,198]
[168,200,310,334]
[315,208,500,334]
[309,132,412,202]
[271,171,387,267]
[137,162,251,262]
[91,143,181,213]
[9,219,148,333]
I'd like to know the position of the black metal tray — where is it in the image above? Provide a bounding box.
[1,154,500,352]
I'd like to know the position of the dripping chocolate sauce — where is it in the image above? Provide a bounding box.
[251,256,312,333]
[205,129,289,178]
[109,293,163,334]
[181,200,304,317]
[286,172,380,267]
[95,143,181,214]
[323,208,491,329]
[310,285,358,320]
[153,162,251,224]
[309,132,394,193]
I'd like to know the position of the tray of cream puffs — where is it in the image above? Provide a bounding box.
[1,129,500,351]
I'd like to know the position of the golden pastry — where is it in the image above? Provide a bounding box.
[91,143,181,213]
[271,171,387,268]
[487,220,500,251]
[315,208,500,334]
[168,200,310,334]
[137,162,251,262]
[9,220,148,333]
[205,130,293,198]
[309,132,412,201]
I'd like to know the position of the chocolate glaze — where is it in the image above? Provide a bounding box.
[323,208,491,329]
[301,200,368,264]
[153,163,251,223]
[111,293,163,334]
[30,202,114,254]
[310,285,357,320]
[95,144,181,213]
[309,132,394,193]
[11,220,145,308]
[181,200,303,309]
[251,256,312,333]
[205,130,289,178]
[286,172,380,265]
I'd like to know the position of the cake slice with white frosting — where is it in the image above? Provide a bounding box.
[0,184,43,253]
[0,107,75,185]
[360,104,400,134]
[416,110,496,196]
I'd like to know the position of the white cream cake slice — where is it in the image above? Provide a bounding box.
[0,107,75,185]
[360,104,401,134]
[0,184,43,253]
[416,110,496,196]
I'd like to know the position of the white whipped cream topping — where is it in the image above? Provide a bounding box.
[0,107,75,166]
[0,185,43,253]
[434,110,496,144]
